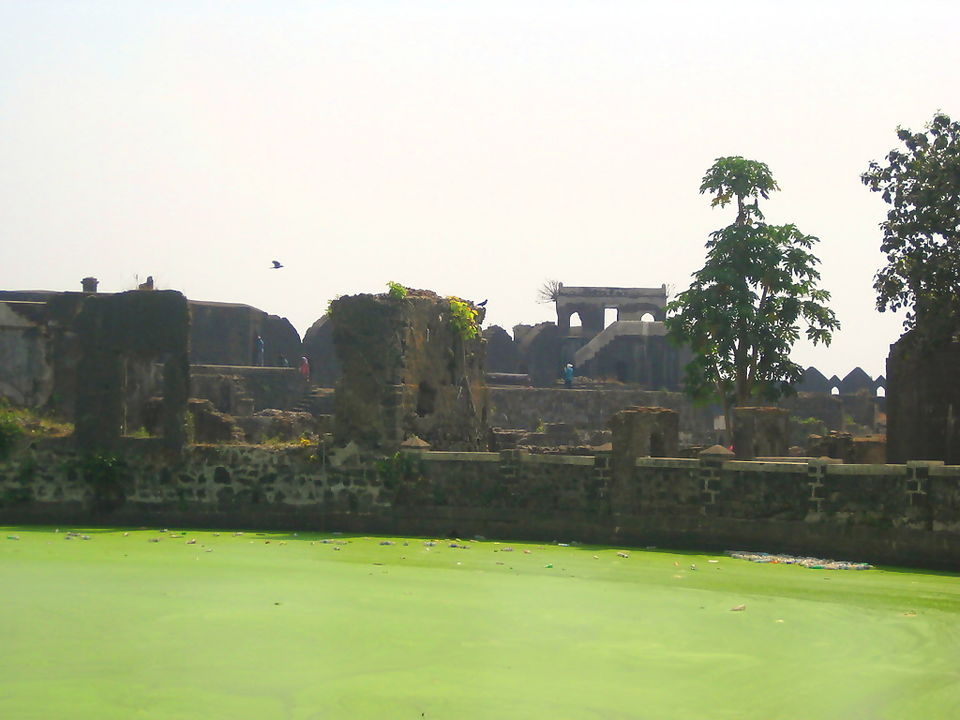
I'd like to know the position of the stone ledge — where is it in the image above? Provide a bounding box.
[419,451,501,463]
[824,464,908,476]
[635,457,700,469]
[927,465,960,477]
[523,454,596,466]
[723,461,808,474]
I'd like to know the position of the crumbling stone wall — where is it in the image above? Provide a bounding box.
[0,302,53,407]
[733,407,790,459]
[189,301,301,367]
[482,325,520,374]
[302,314,341,386]
[331,291,488,451]
[488,386,717,446]
[887,333,960,464]
[74,290,189,450]
[4,440,960,569]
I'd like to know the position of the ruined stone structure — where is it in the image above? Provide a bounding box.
[886,333,960,464]
[482,325,520,374]
[0,280,891,459]
[301,314,340,387]
[0,285,307,426]
[505,285,688,389]
[73,290,189,450]
[330,291,488,451]
[732,407,790,460]
[609,407,679,459]
[189,300,301,367]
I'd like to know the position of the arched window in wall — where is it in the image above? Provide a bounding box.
[604,308,618,328]
[569,312,582,328]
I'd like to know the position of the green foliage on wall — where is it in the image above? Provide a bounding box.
[447,297,479,340]
[386,281,408,299]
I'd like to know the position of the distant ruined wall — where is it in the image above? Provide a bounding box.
[489,387,716,445]
[302,315,340,387]
[331,292,488,451]
[887,334,960,464]
[189,301,302,367]
[190,365,307,414]
[0,302,53,407]
[2,441,958,569]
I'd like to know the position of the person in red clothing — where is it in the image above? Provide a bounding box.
[299,356,310,381]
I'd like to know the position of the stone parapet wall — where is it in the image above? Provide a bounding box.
[1,440,958,569]
[489,387,716,444]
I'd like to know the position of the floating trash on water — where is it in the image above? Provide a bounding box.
[730,604,746,611]
[617,551,629,559]
[545,564,553,568]
[726,550,872,571]
[7,535,20,540]
[380,540,395,546]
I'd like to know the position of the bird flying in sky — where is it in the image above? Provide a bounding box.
[271,260,283,269]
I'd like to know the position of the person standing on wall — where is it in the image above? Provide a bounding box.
[255,335,265,366]
[299,356,311,381]
[563,363,575,389]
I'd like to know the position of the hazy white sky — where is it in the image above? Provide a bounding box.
[2,1,958,378]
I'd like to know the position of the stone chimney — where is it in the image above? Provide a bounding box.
[81,277,99,293]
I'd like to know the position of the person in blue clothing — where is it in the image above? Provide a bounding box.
[255,335,265,366]
[563,363,574,388]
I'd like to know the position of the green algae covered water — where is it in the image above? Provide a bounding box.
[1,526,957,720]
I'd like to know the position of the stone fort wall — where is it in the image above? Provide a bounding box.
[1,439,957,569]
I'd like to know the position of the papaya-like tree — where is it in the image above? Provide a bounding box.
[666,157,840,433]
[862,112,960,346]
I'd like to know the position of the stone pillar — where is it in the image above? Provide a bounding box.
[81,277,98,293]
[733,407,789,460]
[609,407,679,512]
[609,406,679,460]
[698,444,734,512]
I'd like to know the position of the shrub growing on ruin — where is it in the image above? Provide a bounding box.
[447,297,479,340]
[386,281,408,299]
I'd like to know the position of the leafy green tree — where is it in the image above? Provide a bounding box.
[862,112,960,346]
[666,157,840,433]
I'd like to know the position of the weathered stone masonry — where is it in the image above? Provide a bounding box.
[2,439,958,569]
